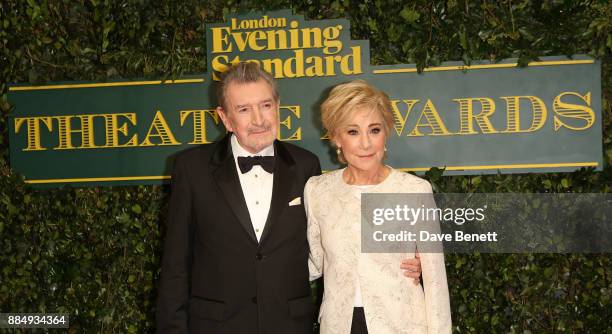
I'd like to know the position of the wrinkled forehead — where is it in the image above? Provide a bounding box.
[224,79,278,102]
[224,80,278,108]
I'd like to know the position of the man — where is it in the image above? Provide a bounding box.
[156,62,421,333]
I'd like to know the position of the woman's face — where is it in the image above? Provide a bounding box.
[334,108,387,172]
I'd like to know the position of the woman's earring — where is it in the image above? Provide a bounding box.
[384,145,388,152]
[336,147,342,155]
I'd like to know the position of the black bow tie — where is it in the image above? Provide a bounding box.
[237,156,275,174]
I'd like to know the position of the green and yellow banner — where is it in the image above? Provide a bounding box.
[8,10,603,186]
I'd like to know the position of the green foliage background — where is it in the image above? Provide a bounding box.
[1,1,610,332]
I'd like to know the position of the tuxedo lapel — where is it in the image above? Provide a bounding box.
[211,135,258,243]
[259,141,296,246]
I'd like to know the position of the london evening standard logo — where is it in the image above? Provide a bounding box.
[207,11,364,80]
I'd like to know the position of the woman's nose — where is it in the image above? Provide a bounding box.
[359,134,371,149]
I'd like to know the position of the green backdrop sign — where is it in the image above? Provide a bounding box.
[7,10,603,186]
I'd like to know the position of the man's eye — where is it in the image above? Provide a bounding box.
[262,102,273,109]
[238,107,249,113]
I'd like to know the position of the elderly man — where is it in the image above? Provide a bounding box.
[156,62,421,333]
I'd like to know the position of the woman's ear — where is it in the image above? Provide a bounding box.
[328,132,339,148]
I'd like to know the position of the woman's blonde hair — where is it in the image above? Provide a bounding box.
[320,80,394,163]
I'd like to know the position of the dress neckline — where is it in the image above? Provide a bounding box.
[337,166,396,192]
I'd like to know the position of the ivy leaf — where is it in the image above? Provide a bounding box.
[131,204,142,214]
[459,26,468,50]
[561,178,570,188]
[605,148,612,163]
[399,8,420,24]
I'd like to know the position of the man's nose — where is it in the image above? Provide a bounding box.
[251,106,264,125]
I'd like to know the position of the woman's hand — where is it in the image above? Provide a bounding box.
[400,251,422,285]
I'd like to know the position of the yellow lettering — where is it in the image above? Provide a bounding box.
[454,97,498,134]
[389,99,420,136]
[261,58,284,78]
[102,113,138,148]
[278,105,301,141]
[231,16,287,30]
[324,55,336,76]
[231,31,250,52]
[211,55,242,81]
[52,115,98,150]
[231,18,239,30]
[248,30,267,51]
[553,92,595,131]
[180,109,220,144]
[321,25,343,54]
[289,21,300,49]
[305,56,324,76]
[14,117,53,151]
[408,99,450,136]
[266,29,288,50]
[501,96,547,133]
[140,111,180,146]
[300,27,323,49]
[211,27,232,53]
[340,46,362,75]
[283,50,305,78]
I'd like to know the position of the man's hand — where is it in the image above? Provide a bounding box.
[400,251,422,285]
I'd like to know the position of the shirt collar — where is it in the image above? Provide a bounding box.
[230,134,275,158]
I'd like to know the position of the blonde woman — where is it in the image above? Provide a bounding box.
[306,80,452,334]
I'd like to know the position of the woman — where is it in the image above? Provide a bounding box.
[305,80,451,334]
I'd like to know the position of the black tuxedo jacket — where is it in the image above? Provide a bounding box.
[156,134,321,334]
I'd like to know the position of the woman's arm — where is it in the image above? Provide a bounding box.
[305,178,324,281]
[421,251,452,333]
[419,182,452,333]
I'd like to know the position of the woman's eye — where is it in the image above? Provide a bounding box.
[371,127,381,134]
[347,129,358,135]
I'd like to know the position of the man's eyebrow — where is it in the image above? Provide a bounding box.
[233,98,274,109]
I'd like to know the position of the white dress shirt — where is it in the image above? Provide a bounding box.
[231,135,274,242]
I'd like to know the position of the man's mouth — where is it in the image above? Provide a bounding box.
[250,129,269,135]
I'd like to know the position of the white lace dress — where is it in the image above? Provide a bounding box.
[306,168,452,334]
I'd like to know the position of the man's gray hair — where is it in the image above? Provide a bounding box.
[217,62,279,109]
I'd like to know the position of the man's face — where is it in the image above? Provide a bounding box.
[217,80,279,154]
